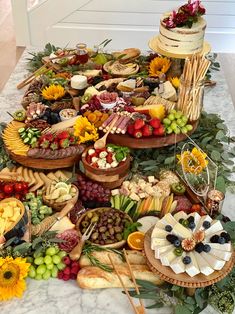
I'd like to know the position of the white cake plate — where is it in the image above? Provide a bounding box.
[148,36,211,59]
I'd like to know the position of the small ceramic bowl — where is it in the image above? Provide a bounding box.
[59,109,77,121]
[100,101,117,110]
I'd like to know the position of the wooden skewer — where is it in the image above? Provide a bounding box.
[108,254,140,314]
[17,64,52,89]
[123,249,145,314]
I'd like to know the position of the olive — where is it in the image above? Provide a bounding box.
[99,226,107,233]
[114,226,122,233]
[91,232,98,240]
[110,235,115,240]
[87,212,93,218]
[105,231,110,237]
[116,233,123,241]
[102,234,107,240]
[107,218,113,223]
[82,228,86,234]
[81,220,89,227]
[107,223,112,229]
[109,227,114,235]
[91,215,99,223]
[100,240,105,245]
[106,239,113,244]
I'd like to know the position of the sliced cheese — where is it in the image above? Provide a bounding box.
[204,220,223,237]
[38,172,52,186]
[49,217,75,233]
[173,211,188,221]
[195,215,212,232]
[206,242,231,252]
[161,213,178,227]
[185,252,200,277]
[188,212,201,230]
[154,244,174,259]
[151,227,169,239]
[170,254,185,274]
[172,222,192,239]
[160,248,177,266]
[194,252,214,276]
[151,238,169,250]
[200,252,225,270]
[208,248,232,262]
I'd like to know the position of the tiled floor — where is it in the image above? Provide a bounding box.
[0,0,234,108]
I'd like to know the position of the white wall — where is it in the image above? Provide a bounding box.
[12,0,235,52]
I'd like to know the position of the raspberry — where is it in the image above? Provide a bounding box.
[62,256,71,266]
[63,274,70,281]
[63,266,71,275]
[58,271,64,280]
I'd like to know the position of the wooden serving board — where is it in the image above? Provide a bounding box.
[107,120,198,149]
[144,227,235,288]
[9,151,80,170]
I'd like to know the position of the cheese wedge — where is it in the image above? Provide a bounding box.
[185,252,200,277]
[170,254,185,274]
[29,172,44,192]
[194,252,214,276]
[174,211,188,221]
[161,213,178,226]
[207,242,231,252]
[151,239,169,250]
[154,244,174,259]
[160,248,177,266]
[188,212,201,230]
[208,248,232,261]
[172,222,192,239]
[151,227,169,239]
[28,169,36,186]
[204,220,223,237]
[200,252,225,270]
[195,215,212,232]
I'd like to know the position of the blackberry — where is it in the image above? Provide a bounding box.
[173,239,181,247]
[203,221,211,229]
[165,225,172,232]
[188,222,196,230]
[187,216,194,223]
[210,235,220,243]
[218,236,226,244]
[166,234,178,244]
[183,256,191,265]
[203,244,211,252]
[195,242,204,253]
[220,232,231,242]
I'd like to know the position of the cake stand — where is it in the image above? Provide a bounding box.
[148,36,211,59]
[144,227,235,295]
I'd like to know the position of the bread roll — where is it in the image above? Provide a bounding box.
[79,250,146,267]
[77,264,163,289]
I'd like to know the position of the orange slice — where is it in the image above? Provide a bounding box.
[127,231,145,250]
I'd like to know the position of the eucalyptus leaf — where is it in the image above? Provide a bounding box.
[135,279,158,290]
[211,150,221,161]
[216,176,226,193]
[139,160,157,166]
[174,304,192,314]
[146,302,164,309]
[164,156,175,165]
[216,130,225,140]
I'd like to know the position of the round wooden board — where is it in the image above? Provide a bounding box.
[9,151,81,170]
[107,120,198,149]
[148,36,211,59]
[144,227,235,288]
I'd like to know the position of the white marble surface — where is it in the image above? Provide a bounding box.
[0,50,234,314]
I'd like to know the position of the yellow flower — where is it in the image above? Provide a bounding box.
[177,147,208,175]
[0,256,30,301]
[170,76,180,89]
[42,84,66,100]
[149,57,171,77]
[74,116,99,144]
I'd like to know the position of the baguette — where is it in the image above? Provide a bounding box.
[79,250,146,267]
[77,264,163,289]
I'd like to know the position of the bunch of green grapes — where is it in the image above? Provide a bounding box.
[27,247,66,280]
[163,110,193,135]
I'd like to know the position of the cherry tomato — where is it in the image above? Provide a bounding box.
[3,184,14,194]
[14,182,24,193]
[22,182,29,191]
[14,193,22,200]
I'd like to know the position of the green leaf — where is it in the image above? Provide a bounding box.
[185,297,196,305]
[211,150,221,161]
[216,130,225,140]
[32,237,43,249]
[174,304,192,314]
[216,176,226,193]
[164,156,175,165]
[195,288,207,309]
[146,302,164,309]
[216,123,226,130]
[139,160,157,166]
[135,279,158,290]
[201,136,213,145]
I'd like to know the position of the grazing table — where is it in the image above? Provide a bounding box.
[0,49,234,314]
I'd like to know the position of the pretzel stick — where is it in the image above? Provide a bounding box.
[108,254,139,314]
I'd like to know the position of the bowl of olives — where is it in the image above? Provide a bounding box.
[76,207,133,249]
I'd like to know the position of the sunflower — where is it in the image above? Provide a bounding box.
[177,147,208,175]
[170,76,180,89]
[149,57,171,77]
[42,84,66,100]
[74,116,99,144]
[0,256,30,301]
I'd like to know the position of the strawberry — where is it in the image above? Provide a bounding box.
[90,152,98,158]
[133,129,142,138]
[134,119,145,130]
[59,139,70,148]
[40,140,50,149]
[69,135,77,145]
[142,125,153,137]
[44,133,54,142]
[57,131,70,140]
[92,162,99,168]
[50,142,59,150]
[153,125,165,136]
[127,124,135,135]
[106,153,113,164]
[149,118,161,129]
[86,155,92,163]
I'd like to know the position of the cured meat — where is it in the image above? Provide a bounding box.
[57,229,80,252]
[174,195,192,213]
[27,145,84,159]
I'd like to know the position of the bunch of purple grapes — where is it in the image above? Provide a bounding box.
[80,95,102,114]
[75,175,111,208]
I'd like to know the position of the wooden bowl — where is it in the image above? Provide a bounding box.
[76,207,133,249]
[81,147,131,189]
[8,151,82,170]
[42,184,79,212]
[1,198,28,239]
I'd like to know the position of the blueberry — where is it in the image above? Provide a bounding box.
[188,222,196,230]
[165,225,172,232]
[195,242,204,253]
[166,234,178,244]
[220,232,231,243]
[187,216,194,223]
[210,235,220,243]
[203,244,211,252]
[174,239,181,247]
[183,256,191,265]
[218,236,226,244]
[203,221,211,229]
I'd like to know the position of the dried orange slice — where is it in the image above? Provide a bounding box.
[127,231,145,250]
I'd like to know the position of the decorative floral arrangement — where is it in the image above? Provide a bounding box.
[149,56,171,77]
[177,147,208,175]
[169,76,180,89]
[73,116,99,144]
[163,0,206,29]
[41,84,66,100]
[0,256,30,301]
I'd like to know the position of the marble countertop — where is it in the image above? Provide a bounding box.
[0,50,235,314]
